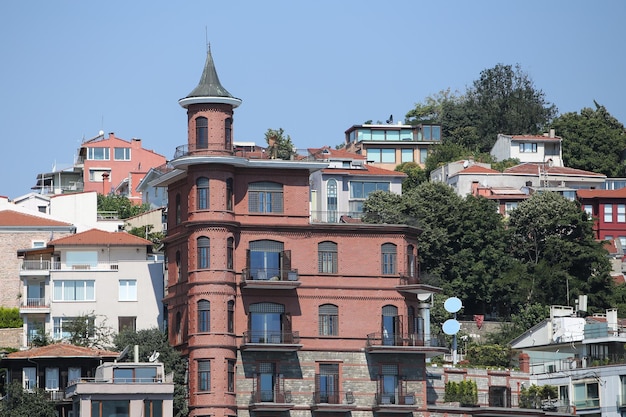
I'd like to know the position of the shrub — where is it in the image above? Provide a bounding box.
[0,307,22,328]
[444,380,478,406]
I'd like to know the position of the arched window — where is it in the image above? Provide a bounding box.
[227,237,234,270]
[197,237,210,269]
[226,178,234,211]
[381,243,397,275]
[225,118,233,149]
[227,300,234,333]
[319,304,338,336]
[327,179,337,222]
[248,182,283,213]
[196,117,208,149]
[196,177,209,210]
[382,305,399,346]
[175,194,181,225]
[198,300,210,333]
[318,241,338,274]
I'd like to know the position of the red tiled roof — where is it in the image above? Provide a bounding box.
[50,228,152,246]
[504,163,605,177]
[0,210,73,227]
[577,188,626,199]
[308,147,365,160]
[5,343,119,359]
[612,274,625,285]
[321,164,406,177]
[457,165,501,175]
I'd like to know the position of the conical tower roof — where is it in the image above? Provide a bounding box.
[179,47,241,109]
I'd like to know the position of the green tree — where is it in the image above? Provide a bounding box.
[551,102,626,177]
[126,224,165,250]
[466,63,558,152]
[265,128,296,160]
[394,162,427,192]
[507,192,613,309]
[0,381,56,417]
[114,328,189,417]
[406,64,557,154]
[97,194,150,219]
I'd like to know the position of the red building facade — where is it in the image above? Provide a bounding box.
[157,50,443,417]
[577,188,626,246]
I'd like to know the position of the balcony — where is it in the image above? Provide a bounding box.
[241,268,300,289]
[249,389,294,411]
[20,297,50,314]
[373,392,416,412]
[366,332,447,357]
[396,276,441,297]
[20,260,119,274]
[240,331,302,352]
[312,391,356,411]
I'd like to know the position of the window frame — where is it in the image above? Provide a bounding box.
[114,147,131,161]
[198,299,210,333]
[319,304,338,336]
[248,181,284,213]
[197,236,210,269]
[196,177,210,210]
[318,241,338,274]
[196,117,208,149]
[198,360,211,392]
[87,147,110,160]
[118,279,137,301]
[381,243,397,275]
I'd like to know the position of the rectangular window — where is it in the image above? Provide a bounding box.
[198,360,211,391]
[66,251,98,268]
[604,204,613,222]
[350,182,390,199]
[318,242,338,274]
[228,360,235,392]
[519,142,538,153]
[24,367,36,390]
[401,149,413,163]
[367,148,382,163]
[92,400,130,417]
[45,367,59,391]
[317,363,339,403]
[114,147,131,160]
[573,381,599,409]
[89,169,111,182]
[620,376,626,406]
[505,202,518,216]
[87,147,110,160]
[618,204,625,222]
[144,400,163,417]
[119,280,137,301]
[118,316,137,332]
[381,149,395,163]
[53,280,95,301]
[53,316,95,340]
[248,182,284,213]
[68,367,81,385]
[319,308,338,336]
[584,204,593,218]
[419,147,428,164]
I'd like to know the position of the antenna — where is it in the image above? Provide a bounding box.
[205,27,210,53]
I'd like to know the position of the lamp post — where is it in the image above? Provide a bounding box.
[443,297,462,365]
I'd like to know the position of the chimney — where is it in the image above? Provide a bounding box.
[131,138,142,148]
[549,129,555,138]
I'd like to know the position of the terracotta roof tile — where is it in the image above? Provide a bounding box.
[504,163,605,177]
[50,228,152,246]
[457,165,501,174]
[510,135,561,142]
[577,188,626,199]
[5,343,119,359]
[0,210,73,227]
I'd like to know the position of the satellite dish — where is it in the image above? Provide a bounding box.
[116,345,131,362]
[417,293,432,301]
[442,319,461,335]
[444,297,462,313]
[99,130,105,136]
[148,351,160,362]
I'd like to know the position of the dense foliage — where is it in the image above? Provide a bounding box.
[0,382,57,417]
[444,380,478,406]
[363,186,615,318]
[97,194,150,219]
[114,328,189,417]
[551,102,626,177]
[0,307,22,328]
[406,64,557,154]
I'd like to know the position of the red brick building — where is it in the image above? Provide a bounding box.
[577,188,626,246]
[155,49,444,417]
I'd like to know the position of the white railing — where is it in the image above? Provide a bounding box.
[20,260,119,272]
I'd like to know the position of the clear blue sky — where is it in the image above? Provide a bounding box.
[1,1,624,199]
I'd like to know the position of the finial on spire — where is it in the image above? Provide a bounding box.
[205,27,211,54]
